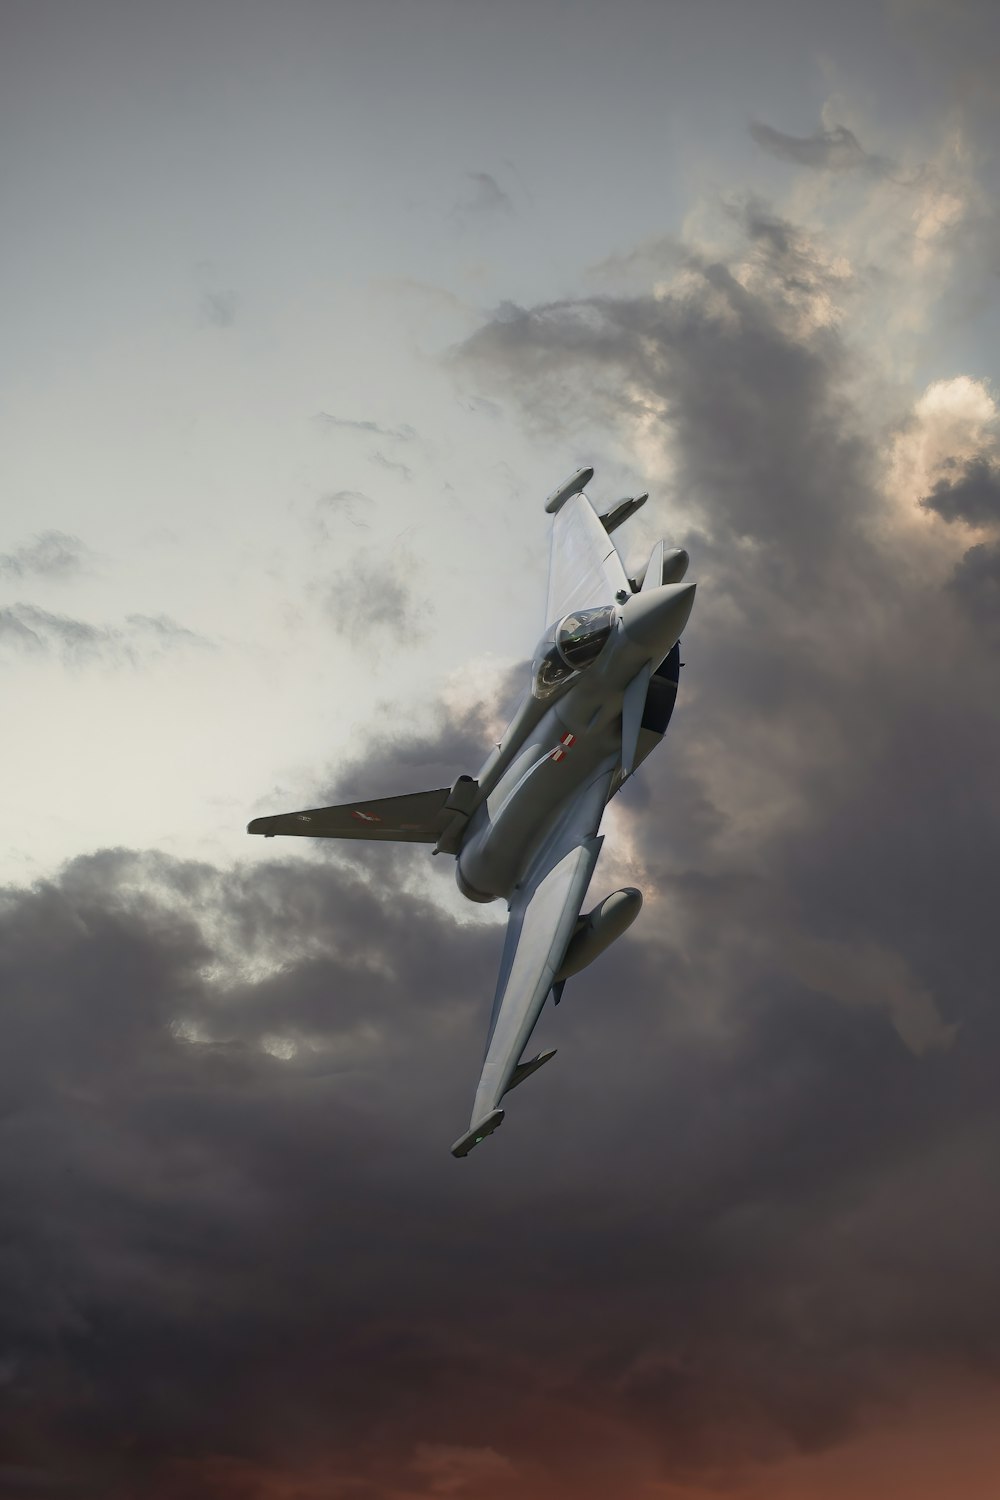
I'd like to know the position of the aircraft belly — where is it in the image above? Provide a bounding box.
[249,460,693,1158]
[470,839,600,1124]
[457,709,619,902]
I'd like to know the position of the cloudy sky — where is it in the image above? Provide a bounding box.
[4,0,1000,1495]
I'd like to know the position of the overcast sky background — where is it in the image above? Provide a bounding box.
[3,1,1000,1496]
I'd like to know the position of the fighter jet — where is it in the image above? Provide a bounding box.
[248,468,695,1156]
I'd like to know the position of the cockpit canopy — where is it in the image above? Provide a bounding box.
[532,606,616,699]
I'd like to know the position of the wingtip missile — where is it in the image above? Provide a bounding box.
[544,466,595,514]
[451,1108,505,1158]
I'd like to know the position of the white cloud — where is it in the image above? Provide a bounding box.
[884,375,999,532]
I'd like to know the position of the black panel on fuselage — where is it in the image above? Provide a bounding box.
[641,643,681,735]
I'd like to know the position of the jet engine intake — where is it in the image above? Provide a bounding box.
[555,887,643,981]
[436,774,480,855]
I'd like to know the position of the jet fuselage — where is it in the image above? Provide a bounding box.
[246,465,696,1157]
[456,581,696,903]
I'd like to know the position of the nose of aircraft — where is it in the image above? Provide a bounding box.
[620,581,696,657]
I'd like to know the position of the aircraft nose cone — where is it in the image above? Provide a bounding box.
[621,581,696,656]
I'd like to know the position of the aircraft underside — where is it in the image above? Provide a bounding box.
[248,467,694,1156]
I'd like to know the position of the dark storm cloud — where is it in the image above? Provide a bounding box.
[949,539,1000,624]
[0,1466,73,1496]
[442,191,1000,1473]
[0,604,208,663]
[2,808,999,1496]
[0,531,89,580]
[450,208,1000,1034]
[7,197,1000,1500]
[0,847,502,1495]
[921,454,1000,526]
[455,274,870,581]
[749,119,891,174]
